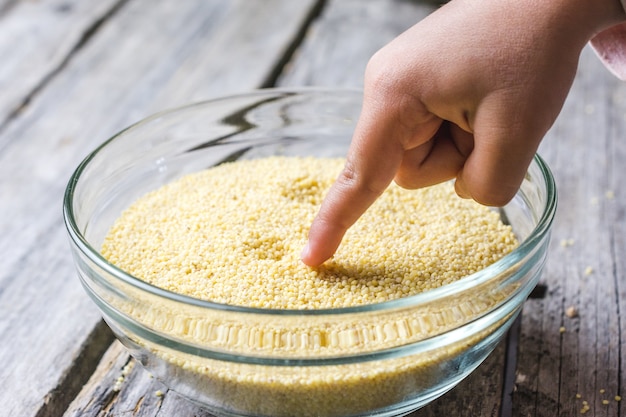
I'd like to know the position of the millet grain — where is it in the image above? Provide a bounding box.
[100,156,520,417]
[102,157,517,309]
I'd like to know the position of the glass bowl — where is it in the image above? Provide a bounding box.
[63,88,556,417]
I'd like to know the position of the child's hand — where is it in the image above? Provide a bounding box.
[301,0,625,267]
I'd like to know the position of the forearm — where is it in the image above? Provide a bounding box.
[497,0,625,46]
[570,0,625,34]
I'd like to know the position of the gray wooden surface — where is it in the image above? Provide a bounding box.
[0,1,623,416]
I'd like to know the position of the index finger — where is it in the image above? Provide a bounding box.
[300,97,438,266]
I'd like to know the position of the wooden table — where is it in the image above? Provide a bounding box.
[1,1,624,416]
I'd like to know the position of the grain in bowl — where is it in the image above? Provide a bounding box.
[64,89,556,417]
[101,156,518,309]
[98,156,517,416]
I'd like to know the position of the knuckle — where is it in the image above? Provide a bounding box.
[364,51,405,102]
[337,159,387,198]
[364,53,427,141]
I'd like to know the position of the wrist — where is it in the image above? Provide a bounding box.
[583,0,626,34]
[536,0,626,48]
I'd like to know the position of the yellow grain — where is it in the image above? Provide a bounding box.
[101,156,520,417]
[102,157,517,309]
[566,306,578,318]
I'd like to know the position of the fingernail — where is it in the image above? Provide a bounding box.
[454,179,470,199]
[300,242,311,262]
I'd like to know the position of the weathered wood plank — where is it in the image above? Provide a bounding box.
[63,341,197,417]
[63,339,507,417]
[0,0,122,129]
[411,340,506,417]
[277,0,436,88]
[513,45,626,416]
[0,1,319,417]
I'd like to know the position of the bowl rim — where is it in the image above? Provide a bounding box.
[63,87,557,316]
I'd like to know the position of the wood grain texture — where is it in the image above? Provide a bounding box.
[278,0,435,88]
[62,341,208,417]
[0,0,123,129]
[513,45,626,416]
[0,1,319,416]
[63,340,506,417]
[411,341,506,417]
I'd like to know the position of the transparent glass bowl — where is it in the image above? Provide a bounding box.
[63,88,557,417]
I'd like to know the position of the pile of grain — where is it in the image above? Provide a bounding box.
[101,156,519,417]
[102,156,517,309]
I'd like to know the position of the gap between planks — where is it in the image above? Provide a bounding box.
[260,0,327,89]
[0,0,129,139]
[35,321,115,417]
